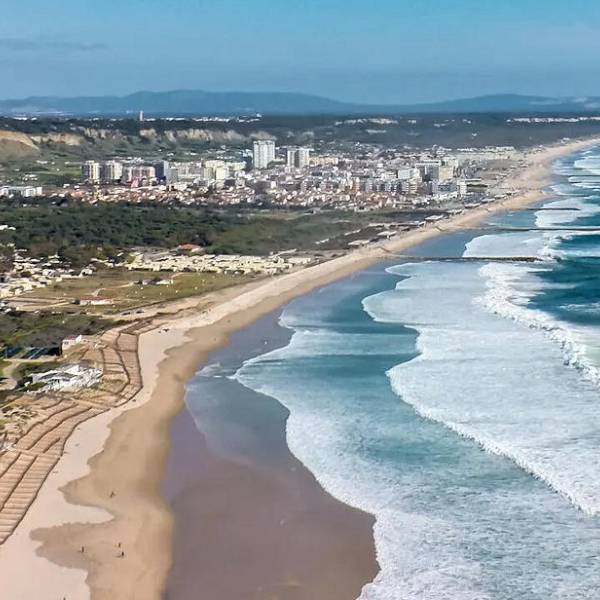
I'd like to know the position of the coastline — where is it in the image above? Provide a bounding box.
[163,312,381,600]
[0,135,598,600]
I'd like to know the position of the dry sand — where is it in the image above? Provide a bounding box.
[0,136,598,600]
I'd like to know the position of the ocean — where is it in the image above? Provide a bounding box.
[184,147,600,599]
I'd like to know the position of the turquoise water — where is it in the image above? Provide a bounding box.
[226,148,600,599]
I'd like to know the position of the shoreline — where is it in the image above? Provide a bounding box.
[0,135,598,599]
[163,312,380,599]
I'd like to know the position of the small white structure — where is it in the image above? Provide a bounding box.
[61,334,83,353]
[30,363,101,391]
[76,295,113,306]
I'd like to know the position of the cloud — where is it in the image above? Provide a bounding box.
[0,38,107,52]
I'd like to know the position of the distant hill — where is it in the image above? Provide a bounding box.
[0,90,358,117]
[2,90,600,116]
[410,94,600,113]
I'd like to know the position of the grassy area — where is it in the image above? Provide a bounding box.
[21,268,254,312]
[102,271,254,309]
[24,269,148,302]
[0,311,110,348]
[0,156,80,186]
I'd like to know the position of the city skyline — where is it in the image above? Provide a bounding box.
[3,0,600,103]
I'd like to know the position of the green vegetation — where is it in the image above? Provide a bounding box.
[24,268,147,301]
[20,268,253,312]
[0,359,9,378]
[209,212,360,254]
[101,272,253,309]
[0,311,110,348]
[0,156,80,186]
[0,200,396,262]
[0,202,229,265]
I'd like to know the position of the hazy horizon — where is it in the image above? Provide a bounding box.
[2,85,598,105]
[3,0,600,103]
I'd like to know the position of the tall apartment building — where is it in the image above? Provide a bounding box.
[82,161,101,183]
[296,147,311,168]
[453,180,468,197]
[416,159,442,181]
[253,140,276,169]
[285,148,296,168]
[285,146,311,169]
[121,165,156,183]
[426,164,455,182]
[154,160,170,181]
[400,179,419,195]
[100,160,123,182]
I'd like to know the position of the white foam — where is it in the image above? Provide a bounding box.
[574,155,600,176]
[550,182,579,196]
[475,262,600,386]
[365,262,600,516]
[197,362,224,377]
[464,186,600,384]
[534,196,600,228]
[236,313,492,600]
[464,196,600,265]
[464,232,546,259]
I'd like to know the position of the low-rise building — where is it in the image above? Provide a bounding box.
[61,334,84,353]
[76,296,113,306]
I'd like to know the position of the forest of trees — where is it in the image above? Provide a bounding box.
[0,202,232,266]
[0,200,363,267]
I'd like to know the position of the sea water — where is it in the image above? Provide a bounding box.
[230,147,600,599]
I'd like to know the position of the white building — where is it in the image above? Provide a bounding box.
[121,165,156,183]
[203,160,230,181]
[100,160,123,182]
[416,159,442,180]
[396,166,420,181]
[453,180,468,197]
[253,140,276,169]
[0,185,43,198]
[400,179,419,195]
[285,147,296,168]
[429,164,455,182]
[30,363,101,392]
[82,161,101,183]
[285,146,311,169]
[61,334,83,353]
[296,147,311,168]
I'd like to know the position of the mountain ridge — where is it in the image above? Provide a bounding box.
[2,90,600,116]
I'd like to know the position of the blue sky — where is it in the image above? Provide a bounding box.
[3,0,600,102]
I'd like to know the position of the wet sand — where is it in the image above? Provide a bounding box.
[164,313,379,599]
[162,313,378,600]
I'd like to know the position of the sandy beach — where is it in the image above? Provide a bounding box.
[0,136,598,600]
